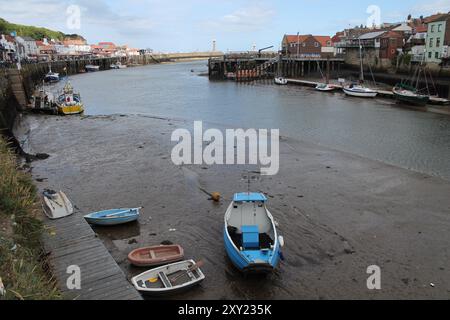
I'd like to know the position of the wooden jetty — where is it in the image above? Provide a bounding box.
[208,53,345,81]
[42,212,142,300]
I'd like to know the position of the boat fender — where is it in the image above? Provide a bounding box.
[278,235,285,247]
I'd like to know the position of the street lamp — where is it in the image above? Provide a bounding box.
[296,32,300,58]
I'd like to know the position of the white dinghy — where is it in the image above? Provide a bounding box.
[42,190,74,219]
[131,260,205,296]
[274,77,288,85]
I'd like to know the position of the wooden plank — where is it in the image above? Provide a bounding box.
[41,212,142,300]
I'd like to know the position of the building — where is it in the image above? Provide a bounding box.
[281,34,332,58]
[63,38,91,54]
[15,36,39,58]
[425,13,450,63]
[0,34,17,62]
[379,31,404,60]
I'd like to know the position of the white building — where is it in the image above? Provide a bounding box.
[15,36,39,57]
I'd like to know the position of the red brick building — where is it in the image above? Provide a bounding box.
[379,31,404,59]
[282,34,332,58]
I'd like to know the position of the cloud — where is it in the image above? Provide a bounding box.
[201,5,275,32]
[0,0,155,38]
[413,0,450,15]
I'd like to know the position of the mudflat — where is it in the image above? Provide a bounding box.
[17,113,450,299]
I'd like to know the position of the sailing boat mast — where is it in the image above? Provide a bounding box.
[358,38,364,83]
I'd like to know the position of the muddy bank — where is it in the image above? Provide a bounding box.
[16,113,450,299]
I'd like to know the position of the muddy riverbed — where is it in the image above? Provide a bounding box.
[17,113,450,299]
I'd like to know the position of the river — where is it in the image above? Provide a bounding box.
[68,60,450,181]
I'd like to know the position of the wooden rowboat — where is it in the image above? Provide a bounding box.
[128,245,184,267]
[131,260,205,296]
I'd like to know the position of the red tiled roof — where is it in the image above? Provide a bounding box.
[284,34,309,43]
[315,36,332,47]
[424,13,450,23]
[284,34,331,46]
[414,25,428,33]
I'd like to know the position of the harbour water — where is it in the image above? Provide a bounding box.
[69,60,450,181]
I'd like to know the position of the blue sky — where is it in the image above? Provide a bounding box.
[0,0,448,52]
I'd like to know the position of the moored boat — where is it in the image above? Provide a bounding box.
[44,71,60,83]
[274,77,288,85]
[30,85,57,114]
[110,61,127,69]
[343,84,378,98]
[131,260,205,296]
[42,190,74,220]
[84,208,140,226]
[85,64,100,72]
[128,245,184,267]
[56,82,84,115]
[315,83,336,92]
[224,192,283,273]
[393,84,430,106]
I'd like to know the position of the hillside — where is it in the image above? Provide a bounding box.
[0,18,84,41]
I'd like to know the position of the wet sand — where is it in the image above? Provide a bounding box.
[16,113,450,299]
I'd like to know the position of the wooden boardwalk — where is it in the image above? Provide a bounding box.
[42,213,142,300]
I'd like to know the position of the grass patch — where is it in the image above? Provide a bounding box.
[0,136,61,300]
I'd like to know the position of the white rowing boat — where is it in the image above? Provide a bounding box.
[131,260,205,295]
[42,190,74,219]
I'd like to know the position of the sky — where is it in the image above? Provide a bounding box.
[0,0,449,52]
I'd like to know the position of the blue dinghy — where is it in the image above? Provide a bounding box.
[84,208,140,226]
[224,193,283,273]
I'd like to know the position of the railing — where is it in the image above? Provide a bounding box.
[411,54,425,62]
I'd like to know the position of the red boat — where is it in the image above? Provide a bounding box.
[128,245,184,267]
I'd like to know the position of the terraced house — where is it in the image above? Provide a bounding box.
[425,13,450,64]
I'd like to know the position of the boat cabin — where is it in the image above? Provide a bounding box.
[226,193,275,251]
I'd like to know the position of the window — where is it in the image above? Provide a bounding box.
[438,24,442,32]
[431,25,435,32]
[437,38,441,47]
[314,42,319,47]
[428,52,432,58]
[302,43,306,47]
[436,52,440,59]
[429,38,433,47]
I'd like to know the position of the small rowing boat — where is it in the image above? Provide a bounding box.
[224,192,283,273]
[315,83,335,92]
[131,260,205,296]
[42,190,74,219]
[128,245,184,267]
[85,64,100,72]
[84,208,140,226]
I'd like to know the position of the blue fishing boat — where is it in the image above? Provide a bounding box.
[224,193,283,273]
[84,208,140,226]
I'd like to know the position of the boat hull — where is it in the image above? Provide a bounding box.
[274,77,288,85]
[393,91,430,106]
[131,260,205,296]
[343,87,377,98]
[223,226,280,273]
[42,191,74,219]
[315,84,336,92]
[58,104,84,115]
[128,245,184,267]
[84,208,140,226]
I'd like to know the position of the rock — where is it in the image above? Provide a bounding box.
[343,241,355,254]
[128,238,138,245]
